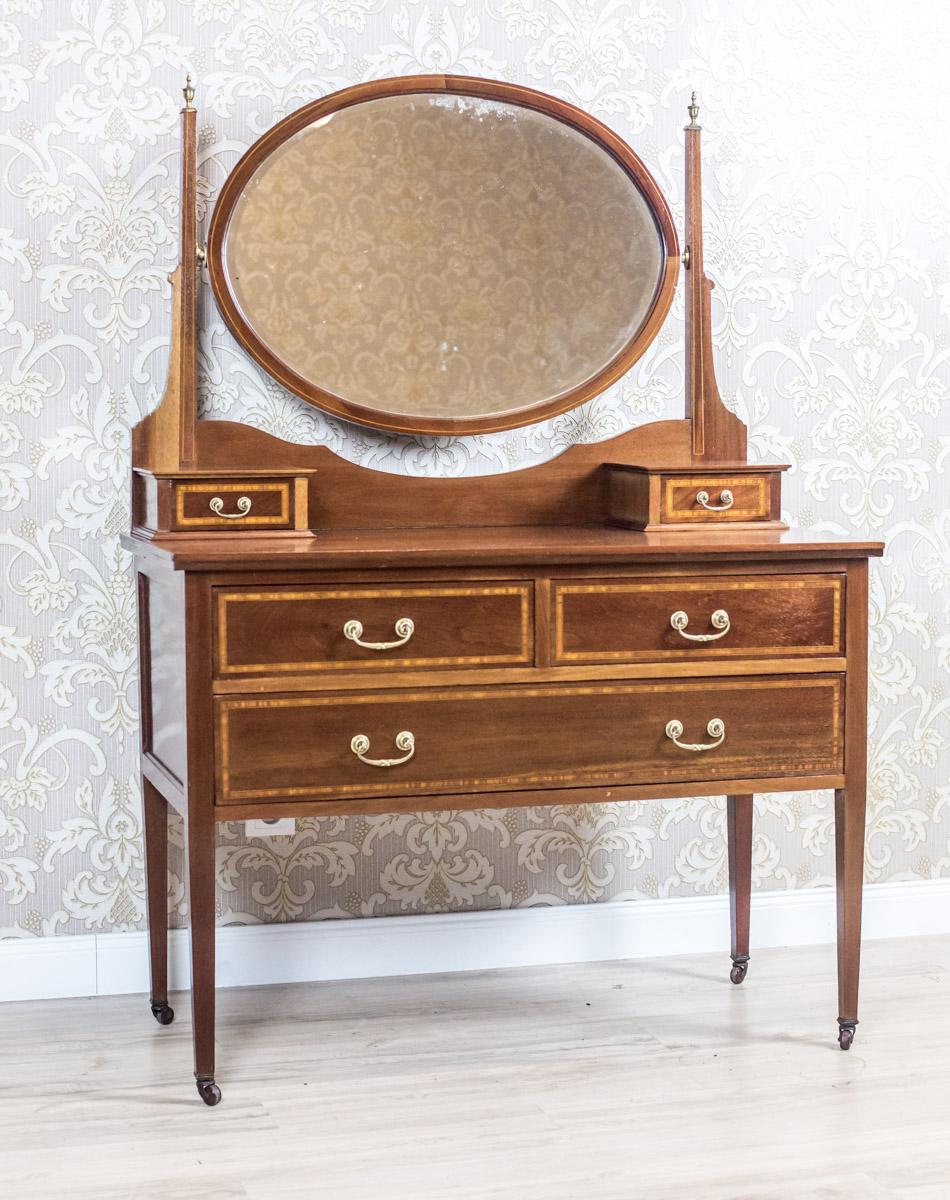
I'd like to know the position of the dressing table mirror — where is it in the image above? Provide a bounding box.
[123,75,883,1105]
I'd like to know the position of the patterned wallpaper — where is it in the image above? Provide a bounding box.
[1,0,949,939]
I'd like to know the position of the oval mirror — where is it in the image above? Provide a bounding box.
[207,76,679,436]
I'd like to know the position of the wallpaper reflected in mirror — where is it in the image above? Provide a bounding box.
[224,93,665,421]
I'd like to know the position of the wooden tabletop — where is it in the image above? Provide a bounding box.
[121,525,885,571]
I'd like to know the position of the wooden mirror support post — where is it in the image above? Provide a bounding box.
[130,78,313,539]
[606,93,786,531]
[124,78,882,1106]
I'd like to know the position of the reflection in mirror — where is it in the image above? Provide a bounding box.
[224,93,665,423]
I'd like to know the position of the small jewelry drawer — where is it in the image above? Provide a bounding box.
[552,574,844,664]
[132,469,311,534]
[606,463,786,530]
[214,583,534,676]
[214,674,844,804]
[661,473,769,523]
[172,479,293,530]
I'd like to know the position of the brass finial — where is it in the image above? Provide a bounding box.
[686,90,700,128]
[183,74,196,110]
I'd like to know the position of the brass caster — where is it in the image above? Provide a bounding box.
[150,1000,174,1025]
[729,956,749,985]
[837,1019,858,1051]
[196,1077,222,1106]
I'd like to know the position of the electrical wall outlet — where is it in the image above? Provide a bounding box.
[245,818,296,838]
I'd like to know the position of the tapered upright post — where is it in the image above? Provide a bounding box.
[131,74,200,473]
[683,92,746,464]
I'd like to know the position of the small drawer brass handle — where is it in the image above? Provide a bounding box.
[695,488,734,511]
[209,495,252,519]
[350,731,415,767]
[343,617,415,651]
[670,608,731,642]
[665,717,725,752]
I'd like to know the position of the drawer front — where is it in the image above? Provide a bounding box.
[661,474,770,523]
[173,479,292,530]
[215,584,533,676]
[215,675,844,803]
[553,575,844,664]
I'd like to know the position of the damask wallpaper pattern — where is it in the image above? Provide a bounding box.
[0,0,948,939]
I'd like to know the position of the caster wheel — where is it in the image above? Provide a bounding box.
[729,957,749,985]
[150,1001,174,1026]
[196,1078,222,1106]
[837,1019,858,1051]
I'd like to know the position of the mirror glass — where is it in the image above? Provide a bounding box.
[221,92,666,426]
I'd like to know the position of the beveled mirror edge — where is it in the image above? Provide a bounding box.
[205,74,680,437]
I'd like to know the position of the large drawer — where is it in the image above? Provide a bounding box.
[215,583,533,676]
[215,674,844,803]
[552,575,844,664]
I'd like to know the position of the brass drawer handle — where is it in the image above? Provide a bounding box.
[695,488,734,511]
[350,731,415,767]
[209,495,252,519]
[343,617,414,650]
[670,608,730,642]
[665,717,725,752]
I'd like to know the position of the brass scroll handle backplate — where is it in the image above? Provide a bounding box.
[350,731,416,767]
[665,718,726,752]
[695,488,734,511]
[670,608,731,643]
[343,617,415,651]
[209,495,252,519]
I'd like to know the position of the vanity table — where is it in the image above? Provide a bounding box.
[124,77,883,1105]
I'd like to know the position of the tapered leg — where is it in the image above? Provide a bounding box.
[835,785,866,1050]
[727,794,753,984]
[836,558,869,1049]
[187,805,220,1105]
[143,777,174,1025]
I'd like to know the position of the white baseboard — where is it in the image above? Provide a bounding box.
[2,879,949,1004]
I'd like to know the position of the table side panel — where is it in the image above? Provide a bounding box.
[140,568,188,787]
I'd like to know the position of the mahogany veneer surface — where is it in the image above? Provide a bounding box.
[127,525,884,572]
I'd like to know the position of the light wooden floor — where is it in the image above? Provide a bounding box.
[2,934,949,1200]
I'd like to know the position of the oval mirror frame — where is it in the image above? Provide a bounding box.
[206,75,680,437]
